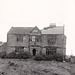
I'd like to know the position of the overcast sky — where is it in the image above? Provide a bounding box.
[0,0,75,55]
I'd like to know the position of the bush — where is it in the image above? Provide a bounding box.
[43,54,64,62]
[0,52,6,59]
[6,51,31,59]
[6,52,16,59]
[22,52,31,59]
[55,54,63,62]
[64,55,70,62]
[34,54,63,61]
[34,55,45,61]
[44,55,55,61]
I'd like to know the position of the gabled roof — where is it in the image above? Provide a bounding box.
[30,26,41,34]
[8,27,34,34]
[8,25,64,35]
[41,26,64,34]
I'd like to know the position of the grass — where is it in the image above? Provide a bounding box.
[0,59,71,75]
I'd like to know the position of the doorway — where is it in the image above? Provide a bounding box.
[32,49,36,56]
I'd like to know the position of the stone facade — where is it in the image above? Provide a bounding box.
[7,25,66,56]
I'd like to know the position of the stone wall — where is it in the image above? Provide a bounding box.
[7,33,66,56]
[41,34,66,55]
[7,34,29,47]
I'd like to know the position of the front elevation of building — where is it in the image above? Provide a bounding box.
[7,24,66,56]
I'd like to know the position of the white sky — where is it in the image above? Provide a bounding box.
[0,0,75,55]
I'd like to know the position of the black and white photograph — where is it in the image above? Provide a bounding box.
[0,0,75,75]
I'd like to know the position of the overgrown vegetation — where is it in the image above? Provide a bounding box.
[34,54,63,62]
[0,52,6,58]
[0,52,64,62]
[0,52,31,59]
[34,55,45,61]
[44,55,55,61]
[55,54,63,62]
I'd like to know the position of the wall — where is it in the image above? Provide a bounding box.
[41,34,66,55]
[55,35,66,55]
[42,48,46,55]
[24,47,29,52]
[7,34,29,47]
[7,32,66,56]
[41,35,48,47]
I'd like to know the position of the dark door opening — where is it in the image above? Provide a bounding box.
[32,49,36,56]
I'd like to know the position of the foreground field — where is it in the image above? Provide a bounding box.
[70,63,75,75]
[0,59,71,75]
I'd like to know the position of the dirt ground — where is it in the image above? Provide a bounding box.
[0,59,71,75]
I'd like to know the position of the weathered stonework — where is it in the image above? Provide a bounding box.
[6,25,66,56]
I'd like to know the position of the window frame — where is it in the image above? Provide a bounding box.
[46,47,56,55]
[16,35,23,42]
[47,35,56,45]
[32,36,36,42]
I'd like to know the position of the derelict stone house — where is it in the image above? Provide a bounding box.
[7,24,66,56]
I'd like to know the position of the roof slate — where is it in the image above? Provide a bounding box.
[41,26,64,34]
[8,26,64,35]
[8,27,34,34]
